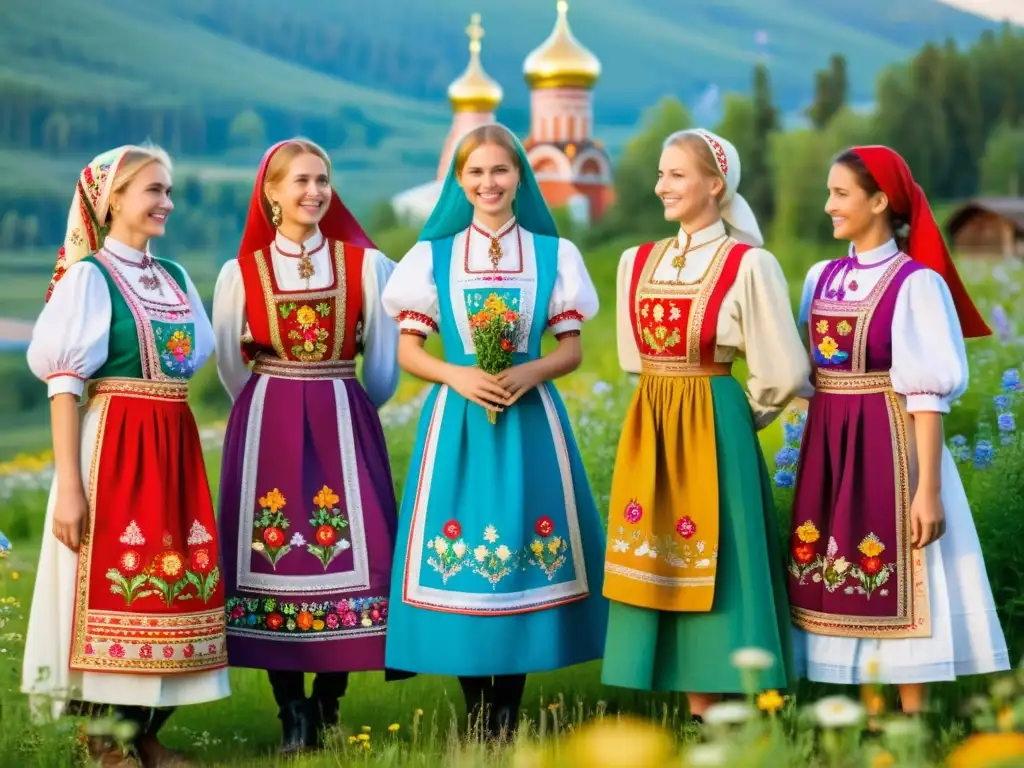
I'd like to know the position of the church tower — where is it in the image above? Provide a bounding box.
[437,13,503,180]
[522,0,614,222]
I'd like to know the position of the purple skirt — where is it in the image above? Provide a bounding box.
[217,369,398,672]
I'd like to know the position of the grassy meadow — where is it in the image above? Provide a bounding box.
[0,235,1023,766]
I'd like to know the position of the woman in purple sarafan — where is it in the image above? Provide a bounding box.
[787,145,1009,715]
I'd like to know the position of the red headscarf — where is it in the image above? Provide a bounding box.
[237,140,375,260]
[849,145,990,339]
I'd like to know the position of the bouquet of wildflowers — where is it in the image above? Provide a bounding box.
[468,293,522,424]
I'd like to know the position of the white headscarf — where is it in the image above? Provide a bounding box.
[670,128,764,248]
[45,145,133,303]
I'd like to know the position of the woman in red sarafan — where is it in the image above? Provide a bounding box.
[22,144,229,768]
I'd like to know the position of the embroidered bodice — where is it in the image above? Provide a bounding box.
[27,238,213,398]
[616,220,808,428]
[800,239,969,414]
[381,218,599,361]
[212,227,399,407]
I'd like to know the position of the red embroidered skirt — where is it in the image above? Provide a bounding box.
[69,378,227,674]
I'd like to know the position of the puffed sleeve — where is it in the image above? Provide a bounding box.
[179,265,214,372]
[381,240,439,337]
[615,246,642,375]
[890,268,968,414]
[212,259,251,401]
[546,238,600,338]
[735,248,811,429]
[359,249,400,408]
[26,261,111,399]
[799,260,830,328]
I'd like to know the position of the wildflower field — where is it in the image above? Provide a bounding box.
[1,242,1023,767]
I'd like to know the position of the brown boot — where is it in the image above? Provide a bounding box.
[86,735,141,768]
[135,734,191,768]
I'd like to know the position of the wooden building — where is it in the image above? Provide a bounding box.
[945,197,1024,258]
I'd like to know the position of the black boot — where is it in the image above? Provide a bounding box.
[278,700,313,754]
[488,674,527,740]
[308,672,348,748]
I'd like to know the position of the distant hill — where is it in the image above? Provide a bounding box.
[0,0,1002,206]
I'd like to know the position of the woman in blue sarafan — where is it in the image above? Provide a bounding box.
[381,123,608,737]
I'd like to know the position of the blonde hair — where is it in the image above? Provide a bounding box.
[107,144,173,223]
[261,138,332,222]
[453,125,521,177]
[662,131,726,202]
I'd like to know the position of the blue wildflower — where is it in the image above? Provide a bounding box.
[949,434,968,446]
[0,530,9,557]
[998,412,1016,433]
[773,470,795,488]
[774,446,800,468]
[1002,368,1021,392]
[591,381,613,396]
[994,394,1011,412]
[973,439,995,470]
[991,304,1012,342]
[783,423,804,445]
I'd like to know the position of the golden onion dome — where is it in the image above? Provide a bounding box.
[448,13,503,113]
[523,1,601,90]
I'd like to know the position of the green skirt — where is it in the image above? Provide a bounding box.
[600,376,794,693]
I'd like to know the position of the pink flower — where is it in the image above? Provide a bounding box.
[84,643,95,656]
[624,500,643,524]
[139,644,153,659]
[208,644,217,654]
[109,644,126,658]
[676,516,696,539]
[230,604,246,620]
[163,645,175,659]
[370,608,381,621]
[342,611,358,627]
[182,644,195,659]
[326,613,340,629]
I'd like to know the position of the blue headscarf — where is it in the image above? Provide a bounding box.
[419,123,559,241]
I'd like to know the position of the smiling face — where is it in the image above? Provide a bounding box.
[108,160,174,240]
[654,143,723,225]
[457,142,521,222]
[265,151,330,231]
[825,161,889,242]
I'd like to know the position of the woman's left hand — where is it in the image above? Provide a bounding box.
[910,487,946,549]
[497,364,543,406]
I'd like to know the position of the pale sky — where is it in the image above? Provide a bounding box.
[938,0,1024,23]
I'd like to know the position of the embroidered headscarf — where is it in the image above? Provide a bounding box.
[848,145,990,338]
[45,146,133,303]
[668,128,764,248]
[419,123,558,241]
[236,139,375,259]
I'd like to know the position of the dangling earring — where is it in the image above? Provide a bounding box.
[271,202,282,228]
[110,203,121,213]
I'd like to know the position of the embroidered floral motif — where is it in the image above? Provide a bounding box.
[119,521,145,546]
[789,526,896,600]
[815,319,830,334]
[426,534,468,584]
[814,335,849,366]
[636,298,687,355]
[623,500,643,524]
[306,485,351,569]
[225,595,388,635]
[279,302,331,361]
[187,520,213,546]
[675,516,696,539]
[107,528,219,607]
[836,320,853,336]
[444,520,463,540]
[527,535,568,581]
[610,525,716,570]
[152,323,197,377]
[252,488,292,568]
[534,517,554,537]
[469,537,517,586]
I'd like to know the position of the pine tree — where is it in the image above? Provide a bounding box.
[747,63,779,225]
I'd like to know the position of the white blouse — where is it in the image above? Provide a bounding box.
[799,238,968,414]
[616,220,809,429]
[381,218,599,345]
[212,228,399,408]
[27,238,213,400]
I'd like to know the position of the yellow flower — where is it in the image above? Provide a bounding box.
[815,319,830,334]
[947,732,1024,768]
[531,541,544,555]
[858,533,885,558]
[295,305,318,327]
[836,320,853,336]
[870,750,895,768]
[360,726,371,733]
[564,716,674,767]
[817,336,839,359]
[313,485,340,509]
[388,723,400,732]
[795,521,820,544]
[652,304,665,322]
[757,689,784,714]
[11,572,19,580]
[357,733,370,741]
[312,620,325,631]
[259,489,286,513]
[547,537,561,554]
[998,705,1015,731]
[348,735,357,744]
[484,294,508,313]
